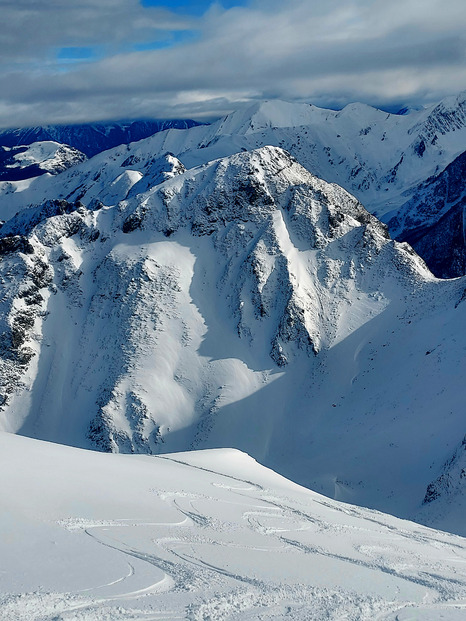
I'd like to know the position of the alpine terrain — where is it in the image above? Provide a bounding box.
[1,96,466,620]
[0,143,465,530]
[2,433,466,620]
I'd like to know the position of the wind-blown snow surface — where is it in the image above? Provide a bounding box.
[0,146,465,533]
[1,432,466,621]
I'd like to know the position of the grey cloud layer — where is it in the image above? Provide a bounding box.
[1,0,465,126]
[0,0,193,63]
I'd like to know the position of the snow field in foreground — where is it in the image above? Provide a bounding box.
[1,432,466,620]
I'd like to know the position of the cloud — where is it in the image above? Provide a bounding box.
[0,0,465,126]
[0,0,193,63]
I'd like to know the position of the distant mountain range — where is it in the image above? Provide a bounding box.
[2,94,466,276]
[0,118,204,158]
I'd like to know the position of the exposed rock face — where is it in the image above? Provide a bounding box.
[423,436,466,505]
[0,250,52,411]
[417,435,466,534]
[0,236,34,256]
[389,151,466,278]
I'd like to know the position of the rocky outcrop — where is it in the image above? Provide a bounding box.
[423,436,466,505]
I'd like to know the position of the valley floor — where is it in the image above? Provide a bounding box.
[1,432,466,620]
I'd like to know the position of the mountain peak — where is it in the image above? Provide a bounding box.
[0,140,86,182]
[216,100,322,135]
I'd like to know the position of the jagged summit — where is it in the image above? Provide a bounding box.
[121,146,391,258]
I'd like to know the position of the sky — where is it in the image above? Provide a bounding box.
[1,0,466,127]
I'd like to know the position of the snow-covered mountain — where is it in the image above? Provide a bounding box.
[2,432,466,621]
[85,92,466,218]
[0,119,204,158]
[3,92,466,275]
[0,141,86,182]
[6,94,466,215]
[0,145,465,535]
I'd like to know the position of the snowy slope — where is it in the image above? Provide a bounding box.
[0,145,465,533]
[1,432,466,621]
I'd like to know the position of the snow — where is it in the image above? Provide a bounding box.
[1,431,466,620]
[2,141,86,177]
[11,141,64,167]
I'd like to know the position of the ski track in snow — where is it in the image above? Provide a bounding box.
[2,452,465,621]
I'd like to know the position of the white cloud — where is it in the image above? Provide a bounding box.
[0,0,465,126]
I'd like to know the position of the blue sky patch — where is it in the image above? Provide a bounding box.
[131,30,199,52]
[57,47,99,62]
[142,0,249,16]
